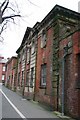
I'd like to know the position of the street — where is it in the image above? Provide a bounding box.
[0,85,60,119]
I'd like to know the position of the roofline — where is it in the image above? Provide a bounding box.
[5,56,17,65]
[0,62,6,64]
[40,4,80,27]
[16,23,40,54]
[16,4,80,54]
[16,27,32,53]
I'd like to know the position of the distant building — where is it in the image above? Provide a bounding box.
[5,56,17,90]
[0,56,7,84]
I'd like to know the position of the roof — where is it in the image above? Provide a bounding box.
[0,59,7,64]
[16,4,80,54]
[40,4,80,27]
[16,27,32,53]
[5,56,17,65]
[0,57,7,64]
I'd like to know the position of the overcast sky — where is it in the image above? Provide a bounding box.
[0,0,80,58]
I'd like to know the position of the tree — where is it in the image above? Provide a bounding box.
[0,0,39,42]
[0,0,21,42]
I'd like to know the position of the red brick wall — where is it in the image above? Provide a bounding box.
[6,57,17,88]
[73,32,80,54]
[78,90,80,118]
[35,27,54,106]
[59,32,80,118]
[0,63,6,83]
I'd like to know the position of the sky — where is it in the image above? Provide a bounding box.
[0,0,80,59]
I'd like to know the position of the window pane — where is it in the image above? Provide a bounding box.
[41,31,46,48]
[43,77,46,84]
[41,64,46,86]
[27,49,30,63]
[22,71,24,86]
[22,54,25,60]
[30,67,34,87]
[3,66,5,71]
[18,73,20,85]
[2,75,5,80]
[26,72,29,86]
[31,44,35,54]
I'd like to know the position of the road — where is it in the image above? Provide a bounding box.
[0,84,60,119]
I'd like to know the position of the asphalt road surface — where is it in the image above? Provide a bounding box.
[0,84,59,119]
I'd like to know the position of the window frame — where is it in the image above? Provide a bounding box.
[31,42,35,55]
[40,64,47,86]
[30,67,34,87]
[2,75,5,81]
[21,71,24,86]
[18,72,20,86]
[3,66,5,71]
[27,49,30,63]
[41,30,47,48]
[26,71,29,86]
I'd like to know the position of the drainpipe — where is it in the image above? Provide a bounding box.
[61,45,68,116]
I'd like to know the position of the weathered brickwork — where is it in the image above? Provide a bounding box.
[5,56,17,90]
[59,31,80,118]
[12,5,80,119]
[35,27,54,107]
[16,24,39,100]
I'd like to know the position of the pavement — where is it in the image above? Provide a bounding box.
[0,85,76,119]
[1,85,60,119]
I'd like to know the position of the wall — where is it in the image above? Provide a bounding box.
[35,27,54,107]
[59,31,80,118]
[5,57,17,90]
[0,63,2,82]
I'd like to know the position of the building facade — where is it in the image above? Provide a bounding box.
[16,23,39,100]
[15,5,80,119]
[24,23,39,100]
[34,5,80,119]
[0,56,7,84]
[5,56,17,90]
[16,27,32,97]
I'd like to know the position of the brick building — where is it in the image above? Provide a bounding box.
[16,27,31,96]
[35,5,80,119]
[16,5,80,119]
[0,56,7,84]
[24,23,39,100]
[5,56,17,90]
[35,23,54,107]
[16,23,39,99]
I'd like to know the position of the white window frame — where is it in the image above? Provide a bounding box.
[22,53,25,61]
[31,43,35,54]
[27,49,30,63]
[2,75,5,81]
[41,30,47,48]
[3,66,5,71]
